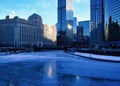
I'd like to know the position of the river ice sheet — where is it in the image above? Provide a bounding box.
[0,51,120,86]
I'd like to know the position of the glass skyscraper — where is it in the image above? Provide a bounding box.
[73,17,77,37]
[57,0,73,39]
[57,0,66,34]
[57,0,73,46]
[105,0,120,42]
[78,20,90,36]
[90,0,104,46]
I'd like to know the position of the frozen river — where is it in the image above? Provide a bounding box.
[0,51,120,86]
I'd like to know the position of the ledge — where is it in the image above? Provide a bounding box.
[68,51,120,63]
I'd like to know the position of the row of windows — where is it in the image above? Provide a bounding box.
[0,24,42,45]
[90,0,104,45]
[105,0,120,41]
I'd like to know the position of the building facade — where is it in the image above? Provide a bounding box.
[43,24,57,47]
[72,26,89,48]
[57,0,73,46]
[73,17,77,38]
[90,0,104,46]
[0,14,43,48]
[78,20,90,36]
[28,13,43,46]
[77,26,84,41]
[104,0,120,42]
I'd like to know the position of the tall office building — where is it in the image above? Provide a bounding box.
[73,17,77,37]
[57,0,73,46]
[76,26,90,48]
[90,0,104,46]
[77,26,84,41]
[105,0,120,42]
[78,20,90,36]
[103,0,120,47]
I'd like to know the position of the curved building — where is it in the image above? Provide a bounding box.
[105,0,120,42]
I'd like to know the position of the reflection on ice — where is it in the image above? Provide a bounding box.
[47,66,53,78]
[43,60,57,78]
[0,51,120,86]
[45,61,56,78]
[76,76,81,80]
[42,60,57,86]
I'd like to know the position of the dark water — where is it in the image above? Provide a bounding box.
[0,51,120,86]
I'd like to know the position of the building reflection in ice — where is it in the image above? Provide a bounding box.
[42,60,57,86]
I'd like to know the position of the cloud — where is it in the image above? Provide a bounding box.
[9,10,17,18]
[75,0,90,4]
[75,0,82,3]
[0,0,89,25]
[0,8,17,18]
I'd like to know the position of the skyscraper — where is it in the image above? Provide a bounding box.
[57,0,73,46]
[102,0,120,47]
[105,0,120,42]
[77,26,84,41]
[73,17,77,37]
[78,20,90,36]
[90,0,104,46]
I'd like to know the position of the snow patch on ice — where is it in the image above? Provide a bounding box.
[74,52,120,62]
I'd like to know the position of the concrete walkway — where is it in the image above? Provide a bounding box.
[72,52,120,62]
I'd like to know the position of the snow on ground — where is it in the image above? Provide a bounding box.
[74,52,120,62]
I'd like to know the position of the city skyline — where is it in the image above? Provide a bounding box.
[0,0,90,25]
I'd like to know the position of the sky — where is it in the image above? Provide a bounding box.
[0,0,90,25]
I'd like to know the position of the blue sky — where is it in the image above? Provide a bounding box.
[0,0,90,25]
